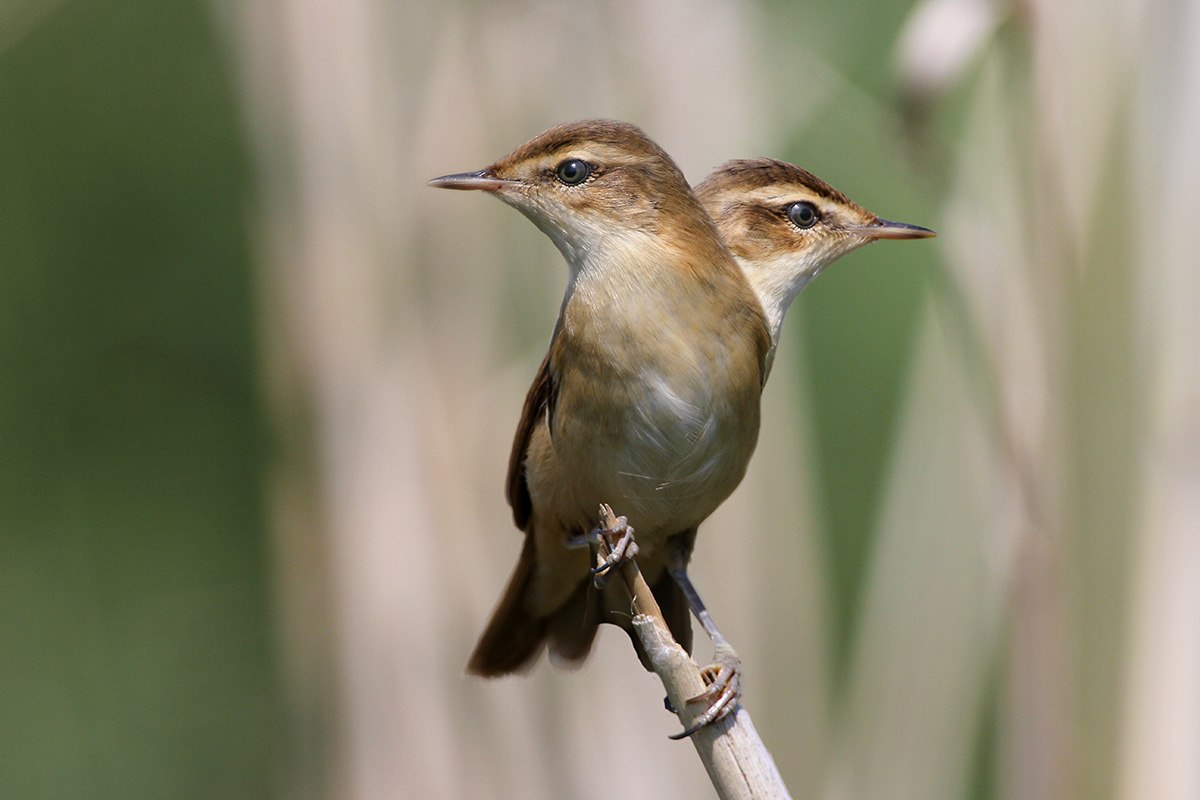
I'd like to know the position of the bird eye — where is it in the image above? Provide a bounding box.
[786,201,819,229]
[554,159,591,186]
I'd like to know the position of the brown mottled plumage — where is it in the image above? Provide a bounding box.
[430,121,770,675]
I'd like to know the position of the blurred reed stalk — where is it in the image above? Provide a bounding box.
[899,1,1200,799]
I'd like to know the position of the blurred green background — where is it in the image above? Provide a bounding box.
[0,1,280,798]
[2,0,1197,798]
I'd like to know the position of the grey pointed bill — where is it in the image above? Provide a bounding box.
[858,218,937,240]
[427,169,516,191]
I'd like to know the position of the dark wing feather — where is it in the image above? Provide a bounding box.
[505,350,556,530]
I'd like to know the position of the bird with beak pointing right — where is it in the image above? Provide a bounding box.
[429,120,934,736]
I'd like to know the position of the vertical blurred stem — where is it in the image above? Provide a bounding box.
[1063,123,1138,800]
[1117,5,1200,798]
[996,25,1074,800]
[1003,10,1140,799]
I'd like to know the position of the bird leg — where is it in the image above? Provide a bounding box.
[588,503,640,587]
[665,555,741,739]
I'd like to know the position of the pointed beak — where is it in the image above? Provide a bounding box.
[857,218,937,240]
[427,169,517,192]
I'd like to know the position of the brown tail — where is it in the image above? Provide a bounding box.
[647,566,693,656]
[467,534,698,675]
[466,536,600,676]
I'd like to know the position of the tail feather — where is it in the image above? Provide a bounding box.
[467,534,696,676]
[466,536,548,676]
[466,536,600,676]
[649,567,694,655]
[546,578,600,667]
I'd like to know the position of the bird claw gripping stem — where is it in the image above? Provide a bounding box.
[589,503,639,587]
[668,644,741,739]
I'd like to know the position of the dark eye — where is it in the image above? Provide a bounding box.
[554,159,591,186]
[786,201,819,229]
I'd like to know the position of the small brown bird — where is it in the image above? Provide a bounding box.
[429,121,770,686]
[430,125,936,733]
[695,158,935,379]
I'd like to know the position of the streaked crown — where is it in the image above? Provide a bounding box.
[697,158,934,361]
[430,120,725,266]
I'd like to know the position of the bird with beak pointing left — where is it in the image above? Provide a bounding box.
[429,120,934,735]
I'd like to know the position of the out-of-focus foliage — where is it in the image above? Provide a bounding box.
[0,1,281,798]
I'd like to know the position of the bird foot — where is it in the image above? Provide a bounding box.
[589,503,640,587]
[668,647,741,739]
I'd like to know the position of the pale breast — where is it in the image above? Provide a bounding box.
[617,369,729,501]
[528,244,767,542]
[536,335,760,543]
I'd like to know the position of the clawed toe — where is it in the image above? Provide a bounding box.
[668,652,741,739]
[590,503,640,587]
